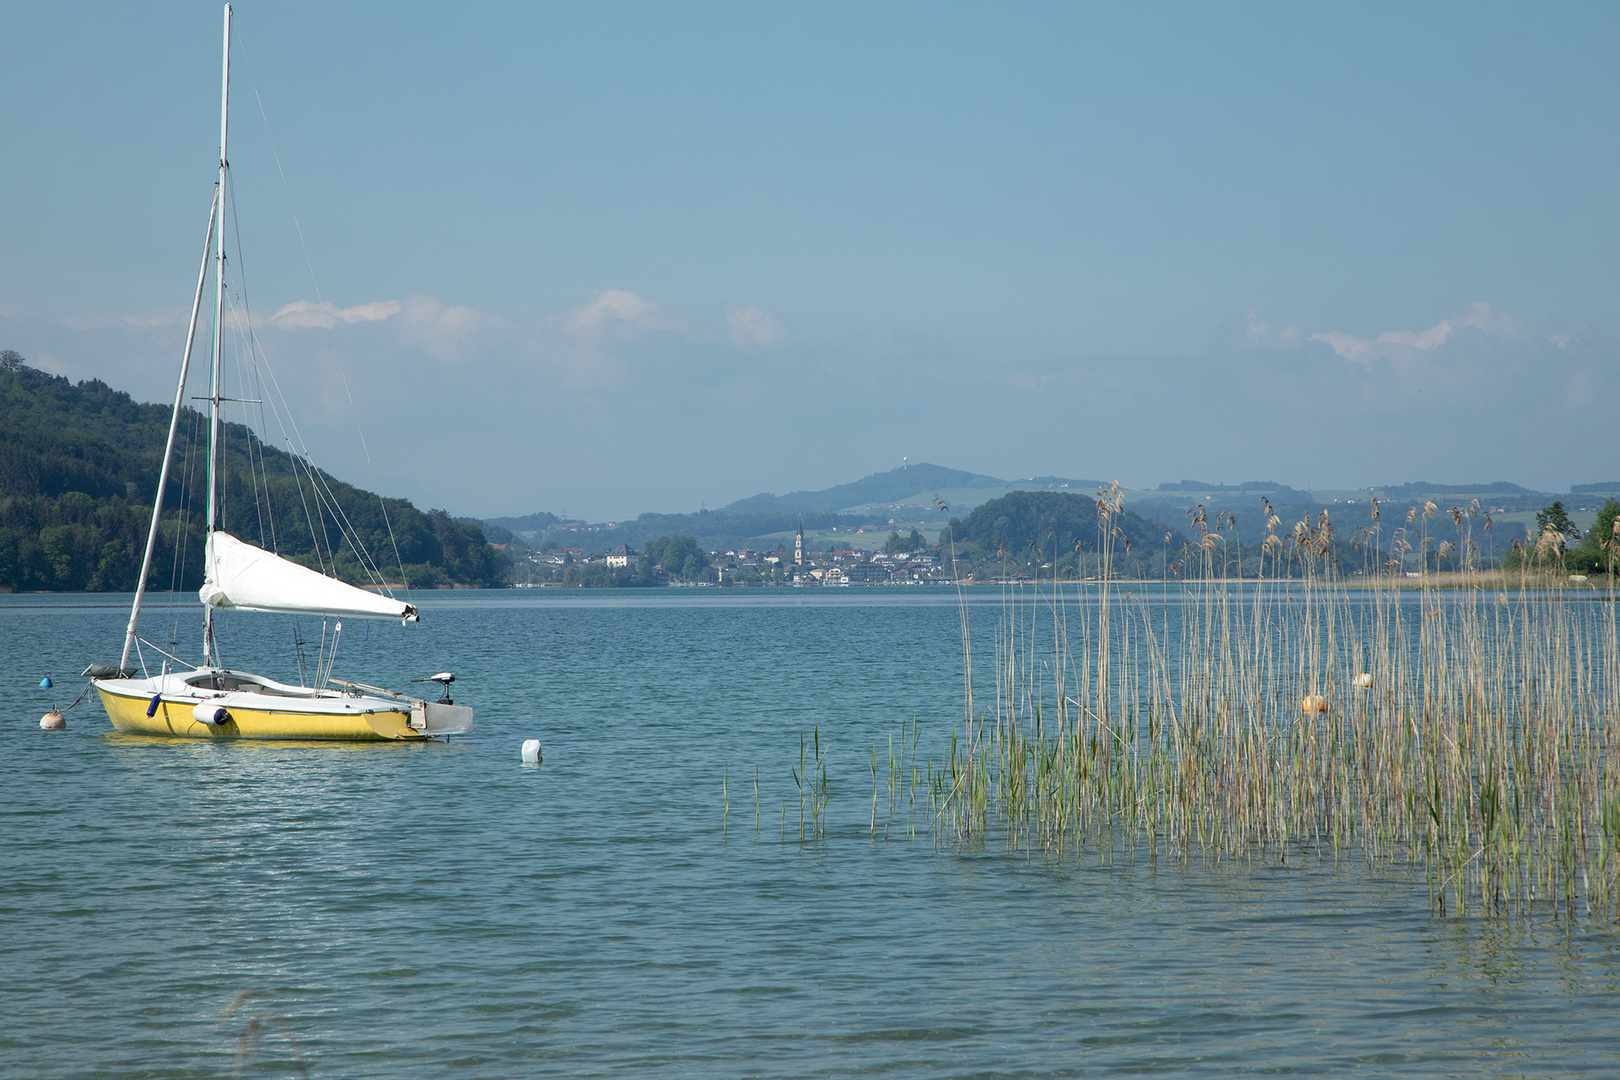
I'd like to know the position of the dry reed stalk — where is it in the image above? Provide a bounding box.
[927,496,1620,920]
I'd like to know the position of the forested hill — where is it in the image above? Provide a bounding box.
[948,491,1178,564]
[0,352,507,592]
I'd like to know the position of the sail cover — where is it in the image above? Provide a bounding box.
[200,531,418,621]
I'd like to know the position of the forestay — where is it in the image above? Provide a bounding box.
[200,531,418,622]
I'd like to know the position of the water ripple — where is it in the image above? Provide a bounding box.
[4,591,1620,1076]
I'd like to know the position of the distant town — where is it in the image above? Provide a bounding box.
[507,523,957,587]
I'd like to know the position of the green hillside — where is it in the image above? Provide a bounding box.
[0,352,506,592]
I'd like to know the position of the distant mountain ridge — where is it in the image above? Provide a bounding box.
[1370,481,1538,498]
[723,463,1105,515]
[1155,479,1312,498]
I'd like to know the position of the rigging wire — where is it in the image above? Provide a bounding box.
[221,188,277,552]
[220,279,332,576]
[293,620,308,686]
[217,237,403,597]
[165,300,209,663]
[248,343,338,575]
[176,402,205,660]
[217,152,394,591]
[235,24,412,595]
[342,372,413,592]
[163,296,199,637]
[305,455,395,589]
[215,174,364,684]
[221,275,398,596]
[215,166,336,580]
[229,24,350,581]
[233,24,323,305]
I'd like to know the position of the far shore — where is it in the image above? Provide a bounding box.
[5,572,1613,597]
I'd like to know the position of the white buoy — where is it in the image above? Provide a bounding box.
[521,738,542,763]
[1352,672,1374,689]
[40,712,66,730]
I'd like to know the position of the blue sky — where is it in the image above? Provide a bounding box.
[3,2,1617,520]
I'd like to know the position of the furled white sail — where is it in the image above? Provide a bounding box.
[200,531,418,622]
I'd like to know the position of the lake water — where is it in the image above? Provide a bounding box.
[3,588,1619,1077]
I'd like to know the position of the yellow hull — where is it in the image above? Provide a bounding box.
[96,686,421,741]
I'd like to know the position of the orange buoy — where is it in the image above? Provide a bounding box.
[1300,695,1328,715]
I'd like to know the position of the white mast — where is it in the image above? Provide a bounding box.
[204,3,232,666]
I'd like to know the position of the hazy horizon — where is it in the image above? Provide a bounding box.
[479,463,1616,527]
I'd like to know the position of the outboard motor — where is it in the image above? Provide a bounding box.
[410,672,456,704]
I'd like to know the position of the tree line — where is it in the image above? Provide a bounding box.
[0,352,507,592]
[520,534,716,587]
[1515,499,1620,575]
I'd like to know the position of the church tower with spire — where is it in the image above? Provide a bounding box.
[795,519,804,568]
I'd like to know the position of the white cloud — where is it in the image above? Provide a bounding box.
[726,304,790,350]
[560,289,684,340]
[1454,301,1524,338]
[1241,311,1303,350]
[524,289,692,388]
[270,299,401,330]
[254,293,496,363]
[396,294,500,362]
[1311,302,1524,366]
[1310,330,1379,364]
[401,293,483,332]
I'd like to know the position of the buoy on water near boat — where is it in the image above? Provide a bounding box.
[521,739,542,763]
[39,676,53,689]
[40,712,65,730]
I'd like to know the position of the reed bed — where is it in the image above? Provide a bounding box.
[930,493,1620,920]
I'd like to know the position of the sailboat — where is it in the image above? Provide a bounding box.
[83,4,472,741]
